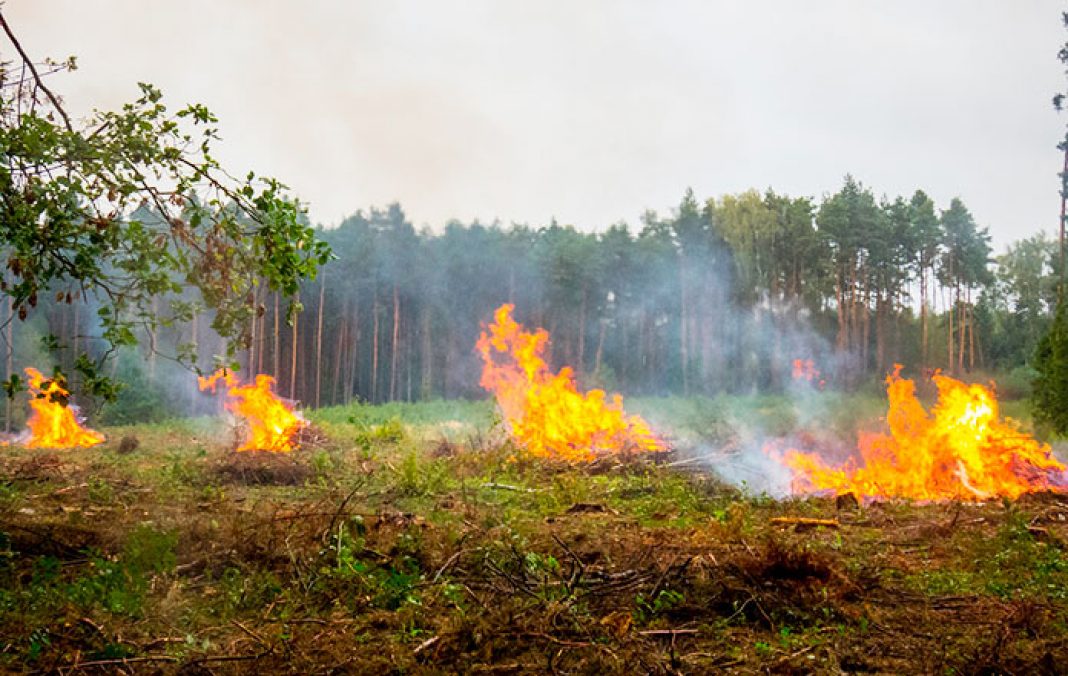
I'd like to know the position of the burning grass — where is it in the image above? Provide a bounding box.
[777,366,1068,501]
[0,399,1065,673]
[22,368,104,449]
[197,369,307,452]
[478,304,666,462]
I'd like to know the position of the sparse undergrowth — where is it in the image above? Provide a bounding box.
[0,407,1064,674]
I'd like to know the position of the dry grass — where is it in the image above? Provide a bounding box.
[0,418,1064,674]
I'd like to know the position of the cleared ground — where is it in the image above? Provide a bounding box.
[0,397,1064,674]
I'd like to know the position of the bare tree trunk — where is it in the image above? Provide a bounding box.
[71,302,79,364]
[315,277,325,408]
[248,288,257,375]
[594,318,607,378]
[390,285,400,402]
[946,260,954,374]
[348,294,360,403]
[835,271,848,355]
[332,299,345,406]
[4,295,12,434]
[920,266,929,367]
[256,292,266,374]
[967,294,976,372]
[875,294,886,374]
[371,296,380,403]
[1060,143,1068,289]
[961,281,969,371]
[421,305,432,400]
[406,330,412,402]
[578,285,587,376]
[273,293,280,381]
[289,293,299,400]
[148,296,158,380]
[679,259,689,396]
[189,309,199,414]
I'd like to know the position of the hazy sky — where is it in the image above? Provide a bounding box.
[6,1,1066,248]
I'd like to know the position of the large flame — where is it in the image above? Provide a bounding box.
[24,367,105,449]
[477,304,665,462]
[198,370,306,452]
[779,365,1067,500]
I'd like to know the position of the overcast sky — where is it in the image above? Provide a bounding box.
[6,1,1066,248]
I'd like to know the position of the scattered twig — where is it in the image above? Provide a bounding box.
[662,456,704,468]
[769,517,840,529]
[413,635,440,656]
[481,482,542,493]
[433,550,465,582]
[56,655,179,672]
[231,619,271,649]
[638,629,699,637]
[186,650,272,666]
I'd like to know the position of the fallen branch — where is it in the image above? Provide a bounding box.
[638,629,699,637]
[58,655,179,672]
[481,482,542,493]
[413,635,440,656]
[770,517,840,529]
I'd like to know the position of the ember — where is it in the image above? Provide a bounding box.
[477,303,664,462]
[23,367,105,449]
[198,370,306,452]
[778,365,1067,500]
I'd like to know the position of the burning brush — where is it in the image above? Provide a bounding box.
[198,370,307,452]
[19,367,105,449]
[477,303,665,462]
[775,365,1068,501]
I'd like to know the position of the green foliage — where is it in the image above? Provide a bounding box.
[1032,299,1068,435]
[315,519,424,611]
[633,589,684,624]
[0,18,331,400]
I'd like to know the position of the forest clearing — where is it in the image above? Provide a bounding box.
[0,312,1066,673]
[5,3,1068,674]
[0,389,1066,674]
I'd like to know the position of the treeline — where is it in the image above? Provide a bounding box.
[246,175,1057,404]
[2,176,1061,416]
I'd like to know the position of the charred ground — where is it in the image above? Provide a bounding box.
[0,406,1065,675]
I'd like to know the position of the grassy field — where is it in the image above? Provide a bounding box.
[0,396,1065,674]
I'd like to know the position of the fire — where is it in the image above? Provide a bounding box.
[779,365,1067,500]
[792,358,825,389]
[198,370,306,452]
[477,304,665,462]
[23,367,105,449]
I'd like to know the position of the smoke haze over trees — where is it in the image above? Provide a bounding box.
[5,176,1060,423]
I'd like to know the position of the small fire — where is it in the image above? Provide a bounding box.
[792,358,825,389]
[198,370,306,452]
[778,365,1067,500]
[477,304,665,462]
[24,367,105,449]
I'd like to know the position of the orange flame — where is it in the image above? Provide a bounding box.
[24,367,105,448]
[477,304,665,462]
[792,358,825,389]
[778,365,1067,500]
[198,370,306,452]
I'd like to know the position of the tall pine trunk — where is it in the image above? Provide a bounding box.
[4,294,12,434]
[289,293,299,400]
[371,295,380,403]
[273,293,280,381]
[315,277,325,408]
[390,285,400,402]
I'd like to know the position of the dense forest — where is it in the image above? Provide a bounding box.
[1,175,1059,422]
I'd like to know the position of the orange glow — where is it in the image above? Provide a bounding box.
[792,358,825,389]
[477,304,665,462]
[198,370,305,452]
[779,365,1067,500]
[24,367,105,449]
